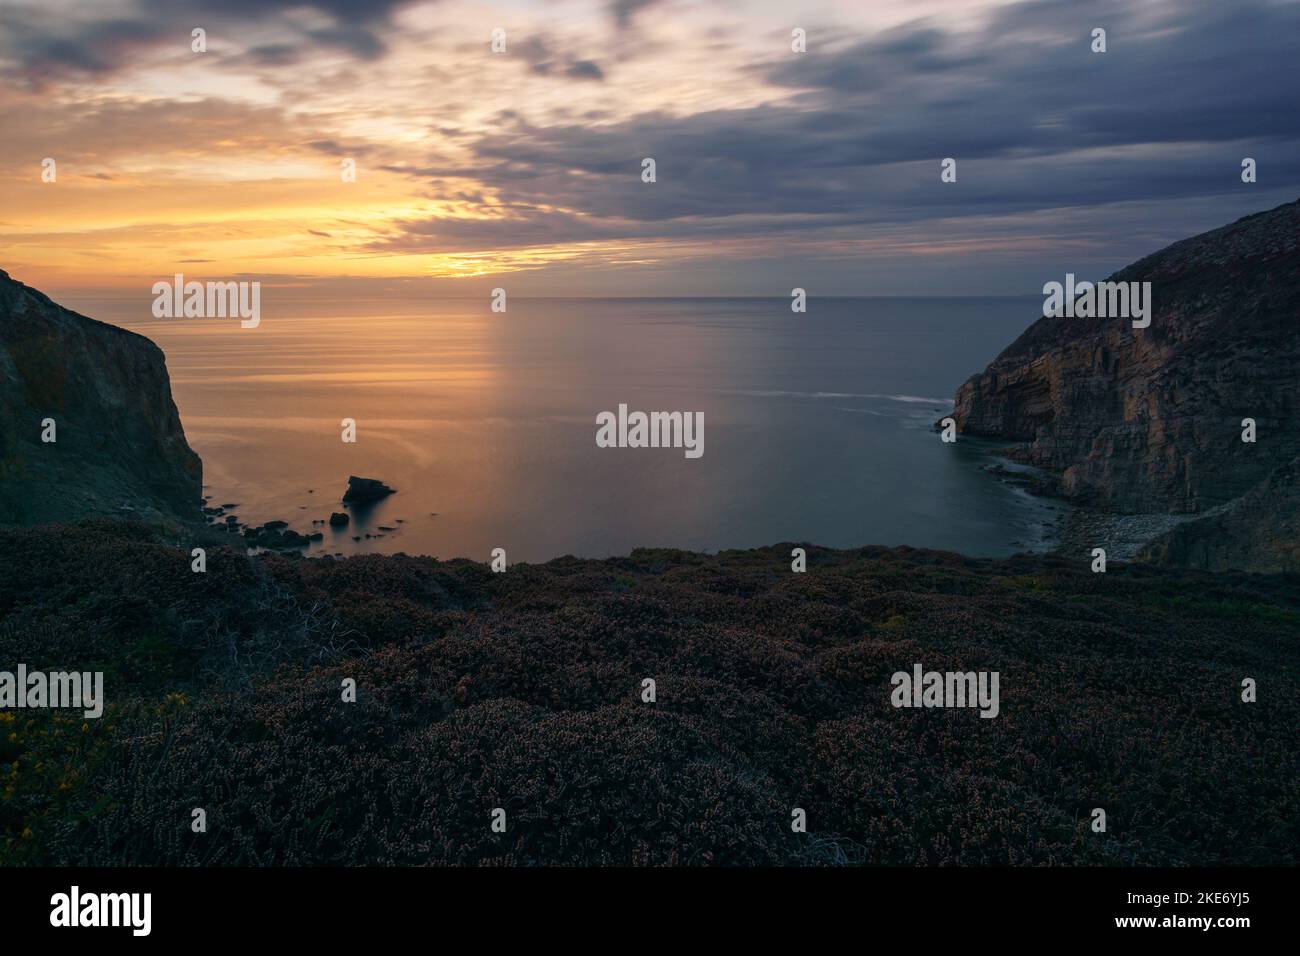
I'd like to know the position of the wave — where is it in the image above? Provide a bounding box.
[730,389,951,405]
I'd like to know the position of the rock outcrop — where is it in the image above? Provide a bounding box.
[342,475,395,503]
[949,199,1300,570]
[0,269,202,525]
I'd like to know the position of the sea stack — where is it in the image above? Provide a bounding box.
[343,475,396,503]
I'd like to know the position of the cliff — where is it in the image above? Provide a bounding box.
[950,200,1300,570]
[0,269,202,525]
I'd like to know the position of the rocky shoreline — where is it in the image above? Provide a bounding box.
[199,475,404,555]
[975,454,1203,561]
[1053,508,1203,562]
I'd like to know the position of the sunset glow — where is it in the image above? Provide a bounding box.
[2,0,1298,296]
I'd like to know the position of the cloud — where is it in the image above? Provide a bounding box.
[171,0,412,22]
[609,0,666,30]
[0,96,332,171]
[0,9,172,80]
[5,0,1300,293]
[513,34,608,82]
[566,59,605,81]
[243,43,303,67]
[374,0,1300,255]
[0,0,423,81]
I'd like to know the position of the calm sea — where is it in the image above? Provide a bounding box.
[72,295,1062,562]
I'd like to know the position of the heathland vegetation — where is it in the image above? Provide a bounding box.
[2,522,1294,865]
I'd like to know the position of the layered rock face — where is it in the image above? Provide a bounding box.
[0,269,202,525]
[949,200,1300,569]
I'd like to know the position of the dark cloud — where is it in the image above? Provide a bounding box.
[0,12,172,80]
[243,43,302,67]
[305,25,386,60]
[565,59,604,80]
[514,34,607,82]
[765,25,992,91]
[168,0,411,22]
[0,0,422,80]
[307,140,373,156]
[609,0,665,30]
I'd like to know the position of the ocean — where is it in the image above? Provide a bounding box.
[74,294,1062,562]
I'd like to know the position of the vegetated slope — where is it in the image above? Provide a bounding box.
[1138,455,1300,571]
[1,522,1295,866]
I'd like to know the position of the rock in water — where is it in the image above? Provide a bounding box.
[0,269,202,525]
[946,200,1300,570]
[342,475,396,503]
[328,512,350,527]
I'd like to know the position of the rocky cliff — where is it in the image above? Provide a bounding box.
[0,269,202,526]
[950,199,1300,570]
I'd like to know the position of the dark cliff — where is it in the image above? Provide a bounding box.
[0,269,202,525]
[950,200,1300,570]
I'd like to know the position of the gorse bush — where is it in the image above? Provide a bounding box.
[1,522,1296,865]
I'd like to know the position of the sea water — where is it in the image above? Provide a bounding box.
[77,294,1061,562]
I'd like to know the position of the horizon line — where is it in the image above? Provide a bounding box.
[45,293,1045,301]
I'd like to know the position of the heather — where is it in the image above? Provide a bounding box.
[1,521,1295,866]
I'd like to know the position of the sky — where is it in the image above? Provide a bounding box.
[1,0,1298,298]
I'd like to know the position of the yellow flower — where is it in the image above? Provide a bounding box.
[21,827,33,840]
